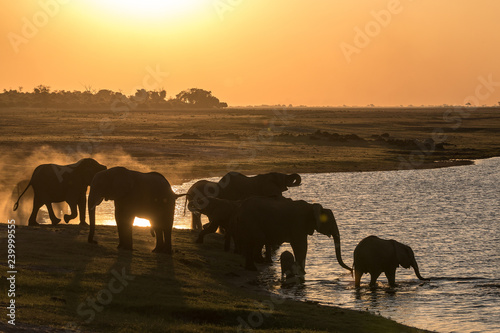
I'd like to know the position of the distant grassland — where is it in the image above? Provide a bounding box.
[1,107,498,188]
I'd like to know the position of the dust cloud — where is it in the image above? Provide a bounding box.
[0,145,151,226]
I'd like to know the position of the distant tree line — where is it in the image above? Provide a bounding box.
[0,85,228,109]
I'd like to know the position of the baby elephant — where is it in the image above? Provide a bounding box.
[353,236,428,288]
[280,251,302,283]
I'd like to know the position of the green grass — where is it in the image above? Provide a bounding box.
[0,223,432,332]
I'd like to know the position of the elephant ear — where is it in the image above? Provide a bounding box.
[313,205,335,237]
[394,241,412,268]
[110,172,134,200]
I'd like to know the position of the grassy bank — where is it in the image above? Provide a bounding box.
[0,223,433,332]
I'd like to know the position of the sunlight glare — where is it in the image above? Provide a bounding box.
[133,217,151,227]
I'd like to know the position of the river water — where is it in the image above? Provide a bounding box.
[257,158,499,333]
[33,158,499,332]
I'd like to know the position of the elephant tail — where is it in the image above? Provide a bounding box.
[13,181,32,211]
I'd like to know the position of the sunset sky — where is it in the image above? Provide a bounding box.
[1,0,500,106]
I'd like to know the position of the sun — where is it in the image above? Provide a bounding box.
[91,0,208,20]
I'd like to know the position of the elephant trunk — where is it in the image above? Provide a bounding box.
[286,174,302,187]
[333,233,352,272]
[412,259,428,281]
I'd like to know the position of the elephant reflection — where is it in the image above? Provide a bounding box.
[13,158,106,226]
[353,235,428,288]
[186,172,301,232]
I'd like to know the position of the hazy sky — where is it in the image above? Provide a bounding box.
[1,0,500,106]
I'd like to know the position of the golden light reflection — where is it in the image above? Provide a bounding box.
[133,217,151,227]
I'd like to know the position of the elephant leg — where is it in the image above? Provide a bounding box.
[64,202,78,224]
[244,238,258,271]
[291,237,308,274]
[191,212,202,231]
[369,272,381,288]
[264,244,275,263]
[152,226,165,253]
[224,232,232,252]
[77,195,87,226]
[46,203,61,225]
[115,207,133,250]
[196,222,218,244]
[385,269,397,288]
[28,195,43,226]
[354,269,363,288]
[161,229,172,254]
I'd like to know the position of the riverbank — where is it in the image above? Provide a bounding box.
[0,223,434,332]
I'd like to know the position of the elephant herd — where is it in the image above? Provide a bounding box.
[13,158,428,287]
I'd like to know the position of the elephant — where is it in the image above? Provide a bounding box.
[234,196,352,273]
[87,167,185,253]
[188,197,240,251]
[186,172,302,232]
[11,179,69,225]
[13,158,106,226]
[353,235,428,288]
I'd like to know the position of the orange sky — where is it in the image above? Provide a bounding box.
[1,0,500,106]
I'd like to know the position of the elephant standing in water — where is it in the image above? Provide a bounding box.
[13,158,107,226]
[88,167,185,253]
[353,235,428,288]
[234,196,352,273]
[186,172,301,231]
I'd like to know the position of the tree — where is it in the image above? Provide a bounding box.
[175,88,227,108]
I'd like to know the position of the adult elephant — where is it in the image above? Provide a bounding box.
[234,196,351,273]
[186,172,301,231]
[87,167,185,253]
[188,197,241,251]
[11,179,69,225]
[13,158,106,226]
[353,235,428,288]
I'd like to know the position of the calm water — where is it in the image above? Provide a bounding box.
[32,158,499,332]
